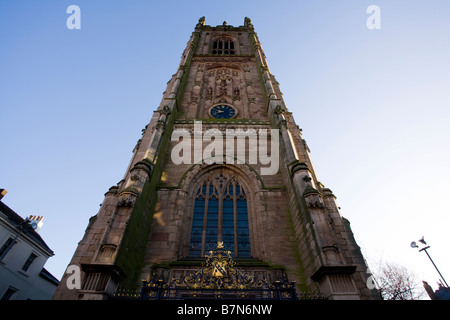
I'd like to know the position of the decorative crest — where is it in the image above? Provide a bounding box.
[172,242,252,289]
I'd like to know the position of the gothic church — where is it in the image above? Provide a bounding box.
[53,17,378,300]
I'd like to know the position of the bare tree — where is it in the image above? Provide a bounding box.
[373,261,425,300]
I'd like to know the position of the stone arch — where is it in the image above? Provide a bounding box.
[211,34,236,55]
[177,163,266,260]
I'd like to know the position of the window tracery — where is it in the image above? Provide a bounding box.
[212,37,235,55]
[189,173,250,258]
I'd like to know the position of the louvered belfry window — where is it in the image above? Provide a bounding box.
[212,37,235,55]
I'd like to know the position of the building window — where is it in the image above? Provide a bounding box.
[189,173,250,258]
[212,37,235,55]
[21,253,37,272]
[0,237,15,260]
[1,287,18,300]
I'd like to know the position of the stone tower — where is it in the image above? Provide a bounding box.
[53,17,378,300]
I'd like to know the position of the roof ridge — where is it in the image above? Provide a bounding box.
[0,201,54,255]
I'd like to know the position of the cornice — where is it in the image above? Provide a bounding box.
[192,55,255,63]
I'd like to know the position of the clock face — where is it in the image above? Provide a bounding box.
[210,104,236,119]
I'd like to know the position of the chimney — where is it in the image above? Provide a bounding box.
[0,189,7,200]
[28,215,44,233]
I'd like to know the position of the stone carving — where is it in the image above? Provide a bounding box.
[118,192,136,207]
[304,187,325,208]
[233,87,241,100]
[206,87,213,100]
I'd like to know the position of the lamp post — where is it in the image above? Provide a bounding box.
[411,237,449,288]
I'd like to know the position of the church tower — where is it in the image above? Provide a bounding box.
[53,17,378,300]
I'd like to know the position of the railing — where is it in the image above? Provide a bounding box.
[138,278,301,300]
[114,244,324,300]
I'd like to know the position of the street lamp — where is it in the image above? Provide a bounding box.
[411,237,449,288]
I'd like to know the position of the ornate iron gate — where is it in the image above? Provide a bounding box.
[138,243,302,300]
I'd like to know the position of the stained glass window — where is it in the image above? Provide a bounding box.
[188,174,250,258]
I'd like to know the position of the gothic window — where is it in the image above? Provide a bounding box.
[189,174,250,258]
[212,37,235,55]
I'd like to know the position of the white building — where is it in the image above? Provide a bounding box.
[0,197,59,300]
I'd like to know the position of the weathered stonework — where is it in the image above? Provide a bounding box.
[53,17,379,300]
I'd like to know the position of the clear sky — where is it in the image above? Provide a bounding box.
[1,0,450,297]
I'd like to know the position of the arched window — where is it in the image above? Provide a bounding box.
[212,37,235,55]
[189,173,250,258]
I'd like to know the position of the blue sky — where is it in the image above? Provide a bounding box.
[1,1,450,296]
